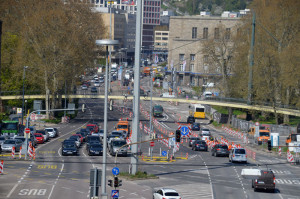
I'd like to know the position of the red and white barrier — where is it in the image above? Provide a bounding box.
[287,150,294,163]
[278,147,282,156]
[19,147,22,159]
[186,153,188,159]
[11,147,15,159]
[0,160,4,174]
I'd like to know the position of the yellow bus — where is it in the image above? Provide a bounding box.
[189,104,205,119]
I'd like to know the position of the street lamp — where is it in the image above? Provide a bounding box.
[21,66,29,126]
[95,39,119,199]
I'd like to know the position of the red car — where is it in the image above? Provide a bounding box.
[86,124,99,134]
[34,133,45,144]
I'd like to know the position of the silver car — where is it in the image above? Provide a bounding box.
[45,128,57,138]
[108,139,127,156]
[0,136,8,146]
[2,139,23,152]
[229,148,247,163]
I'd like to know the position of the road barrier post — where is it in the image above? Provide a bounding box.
[0,160,3,174]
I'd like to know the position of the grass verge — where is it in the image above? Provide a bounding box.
[119,171,158,180]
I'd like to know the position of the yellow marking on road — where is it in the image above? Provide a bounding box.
[71,178,79,181]
[44,173,52,175]
[37,165,57,169]
[39,151,56,154]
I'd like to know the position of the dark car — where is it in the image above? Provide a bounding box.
[80,128,90,136]
[78,131,88,142]
[88,143,103,156]
[252,170,275,192]
[189,137,201,147]
[187,116,195,124]
[192,140,208,151]
[211,144,230,157]
[191,123,200,131]
[86,136,102,151]
[61,142,78,156]
[91,87,97,93]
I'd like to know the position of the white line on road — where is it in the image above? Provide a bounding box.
[48,160,64,199]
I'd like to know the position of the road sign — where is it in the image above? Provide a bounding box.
[25,128,30,134]
[169,138,175,147]
[112,167,120,175]
[255,122,259,126]
[30,113,36,121]
[180,126,189,136]
[150,141,155,147]
[162,151,167,156]
[111,190,119,198]
[17,108,22,114]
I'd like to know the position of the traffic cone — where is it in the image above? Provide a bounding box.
[11,147,15,159]
[0,160,3,174]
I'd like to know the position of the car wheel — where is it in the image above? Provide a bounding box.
[211,152,214,156]
[251,181,254,188]
[215,152,218,157]
[229,158,231,162]
[254,188,258,192]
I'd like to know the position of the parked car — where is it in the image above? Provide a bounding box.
[91,87,97,93]
[187,116,195,124]
[81,84,88,90]
[1,139,23,152]
[29,126,36,134]
[34,133,45,144]
[14,136,37,148]
[229,148,247,163]
[153,188,181,199]
[191,123,200,131]
[88,143,103,156]
[192,140,208,151]
[68,136,81,148]
[0,136,8,146]
[189,137,201,147]
[94,81,100,87]
[201,128,211,136]
[211,144,230,157]
[252,170,275,192]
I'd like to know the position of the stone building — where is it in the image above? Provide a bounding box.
[168,16,240,87]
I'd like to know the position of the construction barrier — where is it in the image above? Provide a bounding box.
[186,153,188,159]
[19,147,22,159]
[287,150,294,162]
[0,160,3,174]
[28,142,33,158]
[11,147,15,159]
[278,147,282,156]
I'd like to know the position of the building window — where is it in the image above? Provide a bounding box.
[179,54,184,61]
[180,64,184,71]
[225,28,231,40]
[190,54,195,61]
[214,28,220,39]
[203,28,208,39]
[190,64,194,72]
[192,27,197,39]
[203,55,209,63]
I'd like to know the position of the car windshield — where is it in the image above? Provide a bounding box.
[99,130,104,134]
[154,106,163,111]
[45,129,53,132]
[218,145,228,149]
[90,144,102,149]
[235,149,246,154]
[80,129,88,132]
[88,137,100,142]
[259,132,270,137]
[2,123,18,130]
[16,137,25,142]
[193,123,200,127]
[202,129,210,131]
[63,143,75,148]
[112,141,126,147]
[69,136,78,140]
[117,125,128,129]
[4,140,15,144]
[165,192,179,196]
[35,134,42,137]
[37,131,45,135]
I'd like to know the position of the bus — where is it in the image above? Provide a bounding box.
[153,105,163,117]
[1,120,20,137]
[189,104,205,119]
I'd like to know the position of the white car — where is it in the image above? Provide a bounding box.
[201,128,211,136]
[94,81,100,87]
[45,128,58,138]
[81,85,88,90]
[153,188,181,199]
[229,148,247,163]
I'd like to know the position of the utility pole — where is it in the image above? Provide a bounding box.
[0,20,2,112]
[247,13,255,105]
[108,1,113,93]
[131,0,142,175]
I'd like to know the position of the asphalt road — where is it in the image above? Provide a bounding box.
[1,77,300,199]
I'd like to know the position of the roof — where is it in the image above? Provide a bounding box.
[161,188,178,193]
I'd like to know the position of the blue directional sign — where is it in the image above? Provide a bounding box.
[162,151,167,157]
[180,126,189,136]
[111,190,119,198]
[112,167,120,175]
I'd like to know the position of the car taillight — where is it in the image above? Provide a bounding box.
[216,149,220,151]
[255,179,258,184]
[196,144,199,146]
[273,177,275,184]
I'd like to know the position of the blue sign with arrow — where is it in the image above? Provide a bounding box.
[162,151,167,156]
[180,126,189,136]
[112,167,120,175]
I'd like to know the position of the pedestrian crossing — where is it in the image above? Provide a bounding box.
[161,182,213,199]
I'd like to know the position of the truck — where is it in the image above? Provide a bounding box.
[286,123,300,145]
[1,120,21,137]
[248,125,270,145]
[143,67,150,76]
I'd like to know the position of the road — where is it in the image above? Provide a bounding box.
[0,76,299,199]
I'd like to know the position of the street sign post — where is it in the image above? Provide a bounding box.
[25,128,30,134]
[180,126,189,136]
[111,190,119,198]
[254,122,260,138]
[112,167,120,176]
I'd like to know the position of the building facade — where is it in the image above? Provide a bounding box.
[168,16,240,87]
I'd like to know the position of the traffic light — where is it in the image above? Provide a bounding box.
[175,130,181,142]
[267,140,272,151]
[119,179,122,187]
[114,176,119,187]
[108,179,113,187]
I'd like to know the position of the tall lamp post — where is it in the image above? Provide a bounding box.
[21,66,29,126]
[95,39,119,199]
